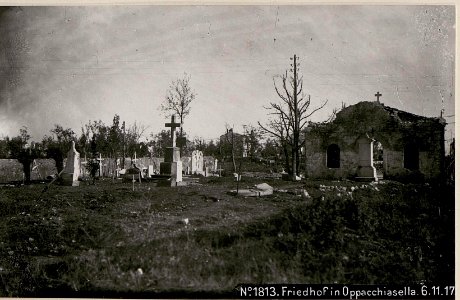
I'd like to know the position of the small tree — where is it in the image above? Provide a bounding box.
[41,124,76,173]
[0,138,8,158]
[243,124,262,160]
[7,127,42,183]
[150,130,171,158]
[108,114,123,161]
[203,140,219,157]
[86,136,100,184]
[160,73,196,140]
[125,121,146,162]
[222,125,245,173]
[193,137,207,152]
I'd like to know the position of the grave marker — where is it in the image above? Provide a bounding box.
[97,153,103,177]
[356,135,378,181]
[191,150,204,175]
[61,141,81,186]
[159,115,183,185]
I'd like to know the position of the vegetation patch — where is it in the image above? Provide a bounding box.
[0,179,454,297]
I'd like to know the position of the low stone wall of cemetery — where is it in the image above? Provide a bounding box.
[0,159,58,183]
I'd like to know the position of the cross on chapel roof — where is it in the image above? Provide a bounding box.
[375,91,382,103]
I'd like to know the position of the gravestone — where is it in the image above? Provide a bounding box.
[203,156,216,177]
[191,150,204,175]
[159,115,182,185]
[61,141,81,186]
[356,136,378,181]
[148,165,155,177]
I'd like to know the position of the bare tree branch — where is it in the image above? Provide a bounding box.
[305,99,328,118]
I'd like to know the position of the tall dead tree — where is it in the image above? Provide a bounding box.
[259,55,327,180]
[225,125,237,173]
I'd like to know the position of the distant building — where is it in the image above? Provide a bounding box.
[219,129,248,157]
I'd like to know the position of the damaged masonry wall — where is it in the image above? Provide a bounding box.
[304,101,446,181]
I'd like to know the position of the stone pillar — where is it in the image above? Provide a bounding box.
[160,147,182,182]
[62,141,81,186]
[356,136,378,181]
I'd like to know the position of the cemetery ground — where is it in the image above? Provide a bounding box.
[0,173,454,297]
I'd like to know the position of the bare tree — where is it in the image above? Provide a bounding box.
[225,125,237,173]
[262,116,292,174]
[242,124,262,159]
[160,73,196,139]
[258,55,327,180]
[126,121,147,162]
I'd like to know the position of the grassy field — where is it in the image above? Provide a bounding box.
[0,175,454,297]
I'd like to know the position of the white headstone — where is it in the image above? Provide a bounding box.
[62,141,81,186]
[148,165,154,177]
[357,136,378,181]
[191,150,204,175]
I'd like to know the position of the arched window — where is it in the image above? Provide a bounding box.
[327,144,340,168]
[404,143,419,170]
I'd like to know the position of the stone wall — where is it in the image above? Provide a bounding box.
[181,155,216,175]
[80,157,164,178]
[0,159,57,183]
[384,150,404,177]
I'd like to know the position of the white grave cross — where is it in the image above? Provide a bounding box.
[97,153,103,177]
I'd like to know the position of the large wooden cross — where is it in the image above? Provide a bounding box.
[165,115,181,147]
[375,91,382,102]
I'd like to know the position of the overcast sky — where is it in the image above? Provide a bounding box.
[0,5,455,143]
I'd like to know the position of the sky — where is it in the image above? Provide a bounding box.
[0,5,455,143]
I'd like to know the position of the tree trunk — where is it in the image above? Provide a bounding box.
[24,164,31,183]
[296,147,301,176]
[19,158,32,184]
[283,144,290,174]
[55,157,64,174]
[291,146,297,180]
[231,133,237,173]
